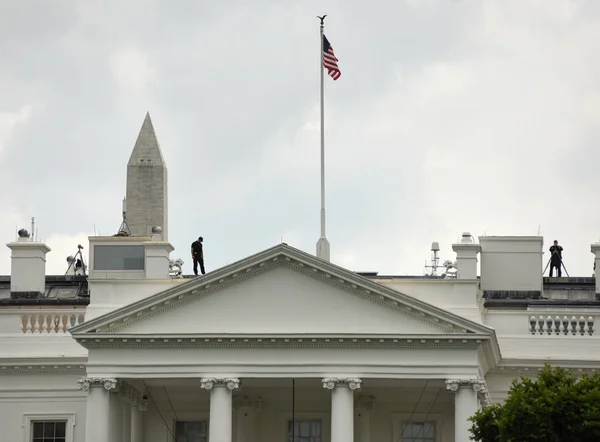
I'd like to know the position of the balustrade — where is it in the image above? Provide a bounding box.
[529,315,595,336]
[20,311,85,334]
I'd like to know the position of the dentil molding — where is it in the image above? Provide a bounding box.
[201,378,240,391]
[77,377,117,392]
[322,377,362,390]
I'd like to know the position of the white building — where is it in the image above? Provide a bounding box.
[1,114,599,442]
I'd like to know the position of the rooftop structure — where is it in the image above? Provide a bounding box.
[1,114,600,442]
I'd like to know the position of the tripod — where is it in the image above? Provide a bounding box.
[543,256,569,277]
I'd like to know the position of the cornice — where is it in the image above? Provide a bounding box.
[488,362,600,377]
[0,364,86,375]
[75,334,486,350]
[71,245,495,338]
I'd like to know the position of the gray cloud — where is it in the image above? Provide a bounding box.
[1,0,600,278]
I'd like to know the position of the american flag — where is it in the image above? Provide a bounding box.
[322,35,341,80]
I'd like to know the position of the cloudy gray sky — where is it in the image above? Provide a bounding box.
[1,0,600,277]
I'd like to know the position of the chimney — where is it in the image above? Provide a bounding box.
[452,232,481,279]
[6,229,51,298]
[479,236,543,295]
[145,226,174,279]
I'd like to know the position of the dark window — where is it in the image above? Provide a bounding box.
[32,421,66,442]
[401,421,436,442]
[94,245,145,270]
[288,420,322,442]
[175,421,208,442]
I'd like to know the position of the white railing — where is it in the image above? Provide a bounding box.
[529,315,595,336]
[20,311,86,334]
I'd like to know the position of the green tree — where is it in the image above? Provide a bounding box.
[469,364,600,442]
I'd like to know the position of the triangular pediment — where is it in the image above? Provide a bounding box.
[71,244,495,339]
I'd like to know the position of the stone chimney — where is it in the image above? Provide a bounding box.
[452,232,481,280]
[145,226,174,279]
[6,228,51,298]
[479,236,543,296]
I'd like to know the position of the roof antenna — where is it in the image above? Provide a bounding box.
[424,242,443,276]
[31,217,35,242]
[115,197,133,237]
[537,224,541,236]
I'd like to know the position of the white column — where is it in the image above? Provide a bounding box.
[78,377,117,442]
[201,378,240,442]
[323,378,361,442]
[354,395,374,442]
[446,379,484,442]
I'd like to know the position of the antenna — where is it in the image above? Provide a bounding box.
[115,197,132,236]
[424,241,442,276]
[31,217,35,241]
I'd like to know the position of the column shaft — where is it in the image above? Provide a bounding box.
[446,379,484,442]
[323,378,361,442]
[201,378,240,442]
[78,378,117,442]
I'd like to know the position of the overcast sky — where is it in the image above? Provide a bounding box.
[1,0,600,277]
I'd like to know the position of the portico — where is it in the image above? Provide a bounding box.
[71,244,500,442]
[76,375,489,442]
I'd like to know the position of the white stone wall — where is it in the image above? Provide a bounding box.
[0,374,86,442]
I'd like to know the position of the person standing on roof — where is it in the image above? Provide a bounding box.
[549,240,563,277]
[191,236,206,276]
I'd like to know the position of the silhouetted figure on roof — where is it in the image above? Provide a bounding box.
[191,236,205,276]
[549,240,563,277]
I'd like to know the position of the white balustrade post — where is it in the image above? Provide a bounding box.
[78,377,117,442]
[323,378,361,442]
[201,378,240,442]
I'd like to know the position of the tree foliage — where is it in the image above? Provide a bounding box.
[470,364,600,442]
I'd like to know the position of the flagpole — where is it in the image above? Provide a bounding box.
[316,15,330,262]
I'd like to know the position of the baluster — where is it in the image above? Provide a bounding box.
[545,316,552,335]
[554,316,561,335]
[49,315,58,334]
[579,317,586,336]
[570,316,577,335]
[25,314,33,334]
[33,315,40,334]
[61,314,69,332]
[562,316,569,335]
[538,315,545,334]
[587,317,595,336]
[79,313,85,324]
[20,315,26,334]
[530,316,537,334]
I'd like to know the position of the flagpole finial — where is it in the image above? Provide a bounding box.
[317,15,327,26]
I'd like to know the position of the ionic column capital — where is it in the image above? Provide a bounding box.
[322,377,362,390]
[445,378,486,393]
[201,377,240,391]
[77,377,117,392]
